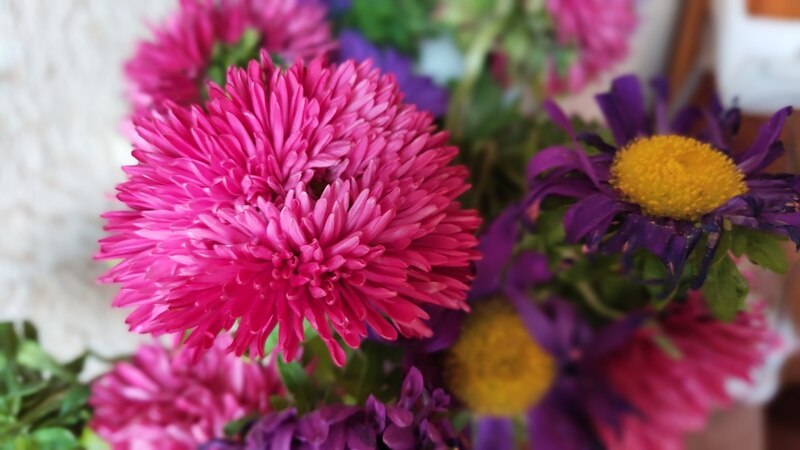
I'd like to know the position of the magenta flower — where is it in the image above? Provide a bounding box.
[99,55,480,366]
[544,0,636,94]
[596,293,779,450]
[125,0,333,115]
[89,336,282,450]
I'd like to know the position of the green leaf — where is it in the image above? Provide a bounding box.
[276,359,314,414]
[0,323,20,361]
[223,413,260,439]
[268,395,291,411]
[21,322,37,342]
[339,0,439,54]
[731,227,788,274]
[262,327,280,358]
[16,341,74,381]
[79,428,110,450]
[30,428,79,449]
[59,385,89,418]
[701,255,749,321]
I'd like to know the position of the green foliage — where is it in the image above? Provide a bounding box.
[276,359,315,414]
[730,226,788,274]
[701,255,749,321]
[0,322,92,449]
[206,28,265,90]
[452,73,584,221]
[440,0,573,90]
[337,0,439,55]
[275,336,405,411]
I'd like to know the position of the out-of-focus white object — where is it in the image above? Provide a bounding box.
[417,35,464,86]
[712,0,800,113]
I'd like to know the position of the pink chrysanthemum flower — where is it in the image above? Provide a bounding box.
[99,54,480,366]
[544,0,636,94]
[89,336,281,450]
[125,0,333,115]
[597,293,779,450]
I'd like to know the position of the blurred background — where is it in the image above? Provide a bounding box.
[1,1,799,448]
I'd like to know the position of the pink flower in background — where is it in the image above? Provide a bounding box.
[99,55,480,366]
[597,293,779,450]
[125,0,333,115]
[89,336,281,450]
[544,0,636,94]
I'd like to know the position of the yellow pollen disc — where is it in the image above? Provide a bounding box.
[445,300,555,417]
[609,135,747,221]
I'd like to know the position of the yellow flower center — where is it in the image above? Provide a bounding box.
[609,135,747,220]
[445,300,555,416]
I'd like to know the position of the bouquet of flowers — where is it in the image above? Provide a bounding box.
[5,1,798,449]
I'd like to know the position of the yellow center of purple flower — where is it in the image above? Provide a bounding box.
[610,135,748,220]
[445,300,555,417]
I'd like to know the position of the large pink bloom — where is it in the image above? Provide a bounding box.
[597,293,778,450]
[99,55,480,366]
[89,336,281,450]
[544,0,636,94]
[125,0,333,114]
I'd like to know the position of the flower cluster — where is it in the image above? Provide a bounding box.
[89,336,282,450]
[205,367,458,450]
[72,1,800,449]
[100,54,480,366]
[125,0,333,115]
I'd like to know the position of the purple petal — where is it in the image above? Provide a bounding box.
[382,424,415,450]
[475,417,514,450]
[386,406,414,427]
[470,206,520,299]
[297,411,330,444]
[414,307,465,352]
[365,396,387,432]
[650,77,670,133]
[337,30,448,116]
[346,422,378,450]
[736,106,792,173]
[578,132,617,154]
[543,99,576,138]
[563,194,620,242]
[595,75,647,146]
[338,30,383,63]
[527,387,603,450]
[526,146,602,188]
[550,299,592,356]
[399,367,424,406]
[669,105,702,134]
[504,290,561,356]
[585,313,647,360]
[507,251,552,291]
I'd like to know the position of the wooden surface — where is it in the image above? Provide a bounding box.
[748,0,800,18]
[667,0,708,92]
[687,406,764,450]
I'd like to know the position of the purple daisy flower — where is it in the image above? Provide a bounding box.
[413,208,641,450]
[527,75,798,288]
[337,30,449,117]
[204,367,459,450]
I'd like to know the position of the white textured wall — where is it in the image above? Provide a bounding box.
[0,0,678,363]
[0,0,173,363]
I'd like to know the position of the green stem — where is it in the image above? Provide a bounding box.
[576,281,622,319]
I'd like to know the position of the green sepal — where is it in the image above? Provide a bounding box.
[701,255,749,321]
[276,359,315,414]
[730,227,788,274]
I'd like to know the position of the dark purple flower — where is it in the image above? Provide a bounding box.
[408,207,640,450]
[527,75,799,290]
[337,30,449,117]
[207,367,459,450]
